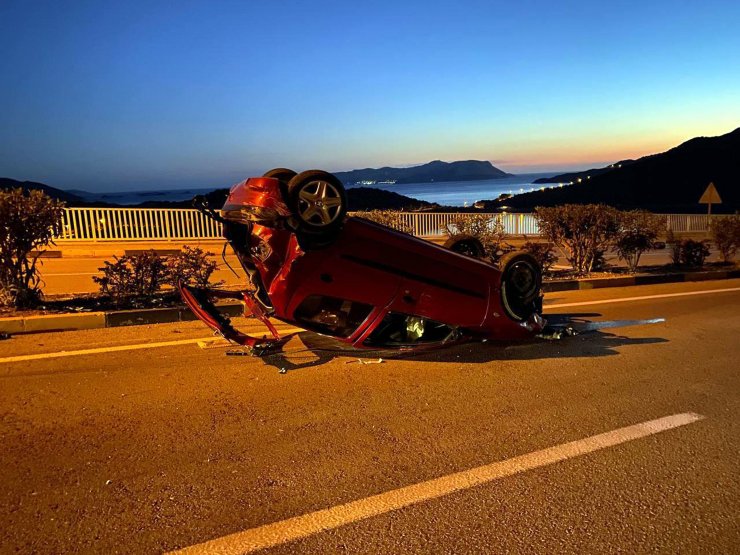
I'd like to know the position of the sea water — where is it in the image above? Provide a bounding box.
[346,172,561,207]
[74,172,563,207]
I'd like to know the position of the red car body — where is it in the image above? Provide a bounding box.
[181,173,545,351]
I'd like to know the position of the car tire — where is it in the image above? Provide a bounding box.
[262,168,297,183]
[498,251,542,321]
[287,170,347,237]
[443,234,486,259]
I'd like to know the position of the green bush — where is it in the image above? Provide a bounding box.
[442,213,507,259]
[165,246,221,288]
[522,241,557,273]
[534,204,620,274]
[94,246,221,305]
[93,250,169,304]
[358,210,412,234]
[711,215,740,263]
[615,211,666,272]
[0,188,65,308]
[675,239,711,268]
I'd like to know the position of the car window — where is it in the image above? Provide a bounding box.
[294,295,373,338]
[363,312,456,347]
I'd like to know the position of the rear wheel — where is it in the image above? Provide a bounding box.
[287,170,347,237]
[499,251,542,321]
[262,168,297,183]
[443,234,486,259]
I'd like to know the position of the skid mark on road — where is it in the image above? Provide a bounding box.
[171,413,704,554]
[546,287,740,309]
[0,328,305,365]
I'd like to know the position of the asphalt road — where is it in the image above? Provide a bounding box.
[1,279,739,553]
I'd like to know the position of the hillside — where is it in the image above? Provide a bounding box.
[334,160,511,185]
[533,160,635,184]
[0,177,84,204]
[496,128,740,213]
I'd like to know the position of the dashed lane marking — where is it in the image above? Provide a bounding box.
[171,412,705,554]
[546,286,740,309]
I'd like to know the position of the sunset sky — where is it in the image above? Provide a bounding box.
[1,0,739,191]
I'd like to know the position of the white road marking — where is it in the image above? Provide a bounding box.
[171,412,704,555]
[0,328,305,364]
[3,285,737,364]
[546,287,740,309]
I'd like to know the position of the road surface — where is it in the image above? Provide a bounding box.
[1,279,739,553]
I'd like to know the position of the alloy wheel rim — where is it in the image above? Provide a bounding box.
[297,180,342,226]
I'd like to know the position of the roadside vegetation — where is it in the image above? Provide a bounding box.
[358,210,412,234]
[93,246,222,307]
[2,189,737,314]
[710,214,740,264]
[0,188,65,308]
[440,205,736,277]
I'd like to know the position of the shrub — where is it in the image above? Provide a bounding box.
[0,188,65,308]
[358,210,412,234]
[165,246,221,288]
[675,239,710,268]
[522,242,557,273]
[614,211,666,272]
[711,215,740,263]
[93,250,169,304]
[94,246,222,304]
[442,213,507,258]
[666,229,681,265]
[534,204,620,274]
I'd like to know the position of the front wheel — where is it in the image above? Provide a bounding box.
[499,251,542,321]
[444,234,486,259]
[287,170,347,236]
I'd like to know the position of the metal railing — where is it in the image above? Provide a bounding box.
[53,207,723,241]
[58,207,223,241]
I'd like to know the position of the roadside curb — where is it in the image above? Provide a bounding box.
[1,269,738,336]
[0,303,244,335]
[542,268,740,292]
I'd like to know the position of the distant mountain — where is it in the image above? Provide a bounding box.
[0,177,84,204]
[533,160,635,184]
[334,160,512,185]
[494,128,740,213]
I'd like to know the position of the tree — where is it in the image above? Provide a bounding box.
[0,188,65,308]
[711,215,740,263]
[614,211,666,272]
[534,204,620,274]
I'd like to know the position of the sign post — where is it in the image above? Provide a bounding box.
[699,182,722,234]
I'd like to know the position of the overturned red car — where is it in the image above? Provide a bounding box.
[180,169,545,351]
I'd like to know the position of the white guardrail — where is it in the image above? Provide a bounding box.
[55,207,719,241]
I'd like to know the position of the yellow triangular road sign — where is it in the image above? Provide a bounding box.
[699,182,722,204]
